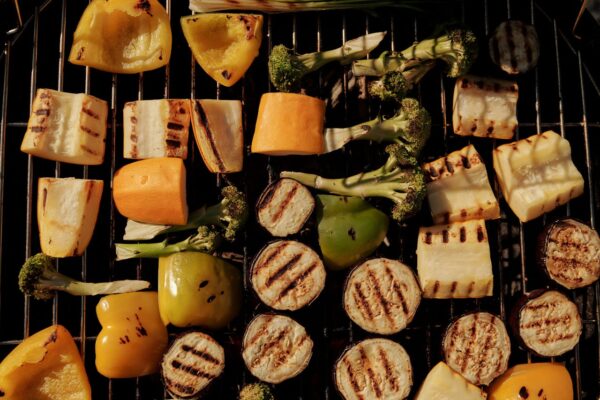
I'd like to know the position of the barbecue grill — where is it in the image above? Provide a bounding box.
[1,0,599,399]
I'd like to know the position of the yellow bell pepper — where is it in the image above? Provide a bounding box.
[95,291,168,378]
[68,0,172,74]
[488,363,573,400]
[159,252,242,329]
[0,325,91,400]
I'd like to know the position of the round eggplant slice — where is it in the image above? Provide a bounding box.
[161,331,225,399]
[489,20,540,74]
[335,338,412,400]
[442,312,510,385]
[256,178,315,237]
[242,314,313,384]
[343,258,421,335]
[251,240,326,311]
[514,290,582,357]
[537,218,600,289]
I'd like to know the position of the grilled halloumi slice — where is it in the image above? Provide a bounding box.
[251,241,326,311]
[123,99,190,159]
[191,99,243,173]
[37,177,103,258]
[493,130,585,222]
[21,89,107,165]
[256,179,315,237]
[242,314,313,384]
[424,145,500,224]
[335,338,412,400]
[343,258,421,335]
[161,331,225,399]
[417,219,493,299]
[453,76,518,139]
[414,362,487,400]
[517,290,582,357]
[442,312,511,386]
[489,20,540,75]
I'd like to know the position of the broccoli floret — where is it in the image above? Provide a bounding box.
[19,253,150,300]
[239,382,275,400]
[268,32,386,92]
[367,60,436,103]
[324,98,431,155]
[281,144,426,223]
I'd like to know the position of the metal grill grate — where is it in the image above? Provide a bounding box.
[1,0,599,399]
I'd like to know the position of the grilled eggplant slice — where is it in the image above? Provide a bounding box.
[512,290,582,357]
[161,331,225,399]
[343,258,421,335]
[256,179,315,237]
[251,241,326,311]
[242,314,313,384]
[537,218,600,289]
[442,312,510,385]
[489,20,540,75]
[334,338,412,400]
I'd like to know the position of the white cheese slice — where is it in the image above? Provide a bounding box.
[414,362,487,400]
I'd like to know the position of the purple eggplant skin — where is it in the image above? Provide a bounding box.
[536,217,600,290]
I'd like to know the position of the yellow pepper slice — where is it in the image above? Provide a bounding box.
[69,0,172,74]
[0,325,91,400]
[95,291,168,378]
[488,363,573,400]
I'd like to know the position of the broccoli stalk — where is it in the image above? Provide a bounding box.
[281,144,426,222]
[239,382,275,400]
[19,253,150,300]
[269,31,386,92]
[323,98,431,154]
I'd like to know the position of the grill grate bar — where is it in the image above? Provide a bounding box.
[0,41,11,324]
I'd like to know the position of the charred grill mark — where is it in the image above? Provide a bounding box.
[353,282,374,321]
[344,361,364,400]
[442,229,449,243]
[181,344,221,365]
[538,332,576,344]
[367,270,394,326]
[35,108,50,116]
[520,316,572,330]
[255,242,289,274]
[222,70,232,80]
[30,126,45,133]
[277,262,319,301]
[450,281,458,293]
[80,125,100,137]
[386,266,409,316]
[359,347,382,398]
[80,144,98,155]
[135,0,153,16]
[524,302,556,311]
[444,158,455,173]
[265,253,302,287]
[42,188,48,211]
[461,316,478,373]
[250,328,290,368]
[82,107,100,119]
[378,347,398,392]
[460,227,467,242]
[424,231,432,244]
[433,280,440,294]
[167,122,185,130]
[271,184,299,224]
[477,225,485,242]
[194,101,226,172]
[166,139,181,148]
[130,116,138,124]
[163,377,197,395]
[171,360,214,380]
[44,329,58,346]
[466,281,475,295]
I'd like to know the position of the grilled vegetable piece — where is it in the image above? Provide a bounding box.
[489,20,540,75]
[113,157,188,225]
[38,177,103,258]
[189,0,436,13]
[343,258,421,335]
[251,241,326,311]
[282,144,426,223]
[161,332,225,399]
[96,292,168,378]
[19,253,150,300]
[181,14,262,87]
[269,32,385,92]
[239,382,275,400]
[242,314,313,384]
[252,93,325,156]
[452,76,518,139]
[21,89,107,165]
[123,99,190,159]
[424,145,500,224]
[68,0,172,74]
[537,218,600,289]
[442,312,510,385]
[323,98,431,154]
[0,325,92,400]
[417,219,493,299]
[191,99,244,173]
[414,362,486,400]
[366,63,435,103]
[334,338,412,400]
[317,195,389,270]
[159,252,243,330]
[256,179,315,237]
[493,131,585,222]
[488,363,573,400]
[512,289,582,357]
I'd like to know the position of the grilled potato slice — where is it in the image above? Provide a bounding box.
[453,76,518,139]
[123,99,190,159]
[343,258,421,335]
[21,89,107,165]
[493,130,584,222]
[251,241,326,311]
[161,332,224,399]
[414,362,486,400]
[335,338,412,400]
[417,219,493,299]
[489,20,540,75]
[424,145,500,224]
[242,314,313,384]
[38,178,103,258]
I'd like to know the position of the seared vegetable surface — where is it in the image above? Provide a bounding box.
[414,362,486,400]
[489,20,540,75]
[488,363,573,400]
[190,0,432,13]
